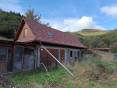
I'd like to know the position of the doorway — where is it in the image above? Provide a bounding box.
[23,47,35,71]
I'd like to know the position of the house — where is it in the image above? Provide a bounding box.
[0,18,86,73]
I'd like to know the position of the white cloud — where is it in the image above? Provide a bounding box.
[45,16,105,32]
[101,4,117,17]
[0,0,23,14]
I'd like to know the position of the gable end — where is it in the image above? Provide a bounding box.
[16,22,35,42]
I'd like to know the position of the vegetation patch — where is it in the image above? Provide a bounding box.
[6,55,117,88]
[8,68,67,88]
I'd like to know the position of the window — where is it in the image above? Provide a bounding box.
[0,47,8,61]
[48,32,54,37]
[70,51,73,57]
[77,51,80,58]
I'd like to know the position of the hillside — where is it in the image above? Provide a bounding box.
[80,29,105,32]
[78,29,107,36]
[74,29,117,53]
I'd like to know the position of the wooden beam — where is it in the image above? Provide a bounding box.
[58,48,61,62]
[12,45,15,72]
[36,46,40,68]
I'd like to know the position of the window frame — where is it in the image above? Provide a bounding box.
[0,46,8,62]
[70,50,73,57]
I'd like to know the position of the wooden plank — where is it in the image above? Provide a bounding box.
[60,49,65,63]
[37,46,40,67]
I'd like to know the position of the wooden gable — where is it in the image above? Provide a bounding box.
[17,23,35,42]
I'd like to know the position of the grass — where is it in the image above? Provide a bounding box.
[8,68,67,87]
[0,85,3,88]
[7,55,117,88]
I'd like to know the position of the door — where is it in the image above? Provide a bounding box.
[23,47,35,71]
[14,46,23,71]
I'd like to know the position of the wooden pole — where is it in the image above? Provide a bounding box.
[41,45,74,77]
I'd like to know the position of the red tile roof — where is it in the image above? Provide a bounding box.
[17,19,86,48]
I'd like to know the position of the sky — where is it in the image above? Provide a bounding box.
[0,0,117,32]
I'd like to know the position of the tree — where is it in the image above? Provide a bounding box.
[0,10,22,38]
[91,37,107,48]
[25,9,41,22]
[25,9,50,27]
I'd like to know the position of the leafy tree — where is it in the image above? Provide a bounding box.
[25,9,50,26]
[25,9,41,22]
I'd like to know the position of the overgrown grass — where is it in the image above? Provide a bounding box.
[7,55,117,88]
[8,68,67,87]
[71,56,117,88]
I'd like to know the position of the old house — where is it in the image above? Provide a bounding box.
[0,19,86,73]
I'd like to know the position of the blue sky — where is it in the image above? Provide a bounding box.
[0,0,117,31]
